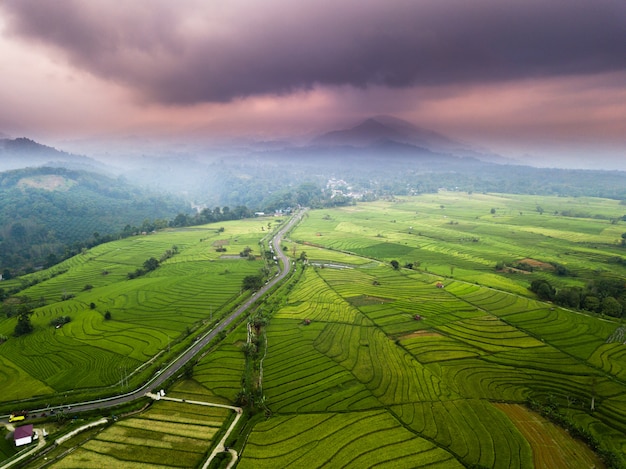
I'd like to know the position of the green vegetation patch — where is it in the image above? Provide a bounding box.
[0,427,17,461]
[0,353,54,400]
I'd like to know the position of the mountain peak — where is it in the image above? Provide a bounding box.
[312,115,458,150]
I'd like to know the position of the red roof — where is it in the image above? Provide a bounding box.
[14,424,33,440]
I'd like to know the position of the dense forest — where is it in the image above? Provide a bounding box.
[0,167,188,275]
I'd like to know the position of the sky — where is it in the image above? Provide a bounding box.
[0,0,625,168]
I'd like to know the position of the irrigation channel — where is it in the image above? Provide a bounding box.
[0,209,304,466]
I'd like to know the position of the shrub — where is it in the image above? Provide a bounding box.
[51,316,71,327]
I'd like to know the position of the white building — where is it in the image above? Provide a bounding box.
[14,424,33,447]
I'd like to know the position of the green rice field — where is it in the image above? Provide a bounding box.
[6,193,626,468]
[47,399,230,468]
[0,217,273,401]
[241,194,624,468]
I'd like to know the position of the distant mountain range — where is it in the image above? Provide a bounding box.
[1,117,625,216]
[0,117,507,176]
[312,116,510,164]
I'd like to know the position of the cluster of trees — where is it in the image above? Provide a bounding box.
[530,278,626,317]
[240,246,256,260]
[242,274,264,291]
[170,205,255,227]
[497,260,571,277]
[236,309,271,412]
[1,295,43,317]
[127,256,161,279]
[14,311,33,336]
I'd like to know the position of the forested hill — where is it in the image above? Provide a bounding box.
[0,166,188,275]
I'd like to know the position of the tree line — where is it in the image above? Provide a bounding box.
[530,277,626,317]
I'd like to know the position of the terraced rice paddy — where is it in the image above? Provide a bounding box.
[6,194,626,468]
[48,400,229,468]
[239,410,463,469]
[245,194,626,467]
[249,254,623,466]
[0,218,272,401]
[294,193,626,293]
[190,327,249,404]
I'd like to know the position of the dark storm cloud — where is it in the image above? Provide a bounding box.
[3,0,625,104]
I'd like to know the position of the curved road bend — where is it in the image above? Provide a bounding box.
[7,209,303,419]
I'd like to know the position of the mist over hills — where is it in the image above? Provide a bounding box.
[312,116,511,164]
[0,137,108,173]
[1,117,626,274]
[2,115,626,209]
[1,117,625,210]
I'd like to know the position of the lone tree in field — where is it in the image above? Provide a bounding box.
[242,274,263,291]
[14,310,34,336]
[390,260,400,270]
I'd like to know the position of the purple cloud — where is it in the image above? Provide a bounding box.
[2,0,625,104]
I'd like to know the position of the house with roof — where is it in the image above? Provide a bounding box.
[14,424,33,447]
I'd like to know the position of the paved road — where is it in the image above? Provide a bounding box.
[3,210,303,420]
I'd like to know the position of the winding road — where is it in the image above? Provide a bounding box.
[2,209,303,421]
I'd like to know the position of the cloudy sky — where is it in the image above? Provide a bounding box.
[1,0,625,167]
